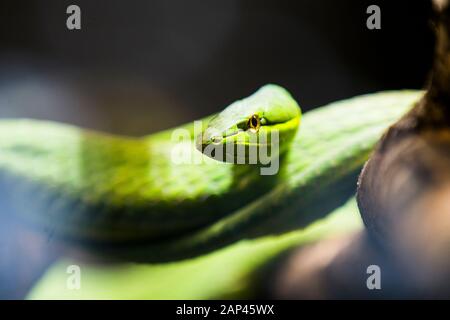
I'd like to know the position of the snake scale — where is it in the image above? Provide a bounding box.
[0,85,422,262]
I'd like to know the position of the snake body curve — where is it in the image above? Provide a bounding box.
[0,86,422,262]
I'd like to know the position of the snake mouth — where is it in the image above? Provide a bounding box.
[196,129,272,151]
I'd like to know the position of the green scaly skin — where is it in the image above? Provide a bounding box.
[29,197,362,299]
[0,85,422,263]
[28,89,423,300]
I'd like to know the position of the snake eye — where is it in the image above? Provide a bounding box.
[247,114,261,131]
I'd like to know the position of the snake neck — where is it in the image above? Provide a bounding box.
[230,152,289,192]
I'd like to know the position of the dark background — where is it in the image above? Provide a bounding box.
[0,0,435,298]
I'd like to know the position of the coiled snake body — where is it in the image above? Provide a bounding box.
[0,85,422,262]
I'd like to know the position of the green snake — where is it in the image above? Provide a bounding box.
[0,85,422,263]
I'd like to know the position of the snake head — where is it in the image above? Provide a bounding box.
[196,84,301,164]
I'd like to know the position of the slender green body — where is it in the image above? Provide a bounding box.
[29,197,362,299]
[0,87,422,262]
[27,89,423,300]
